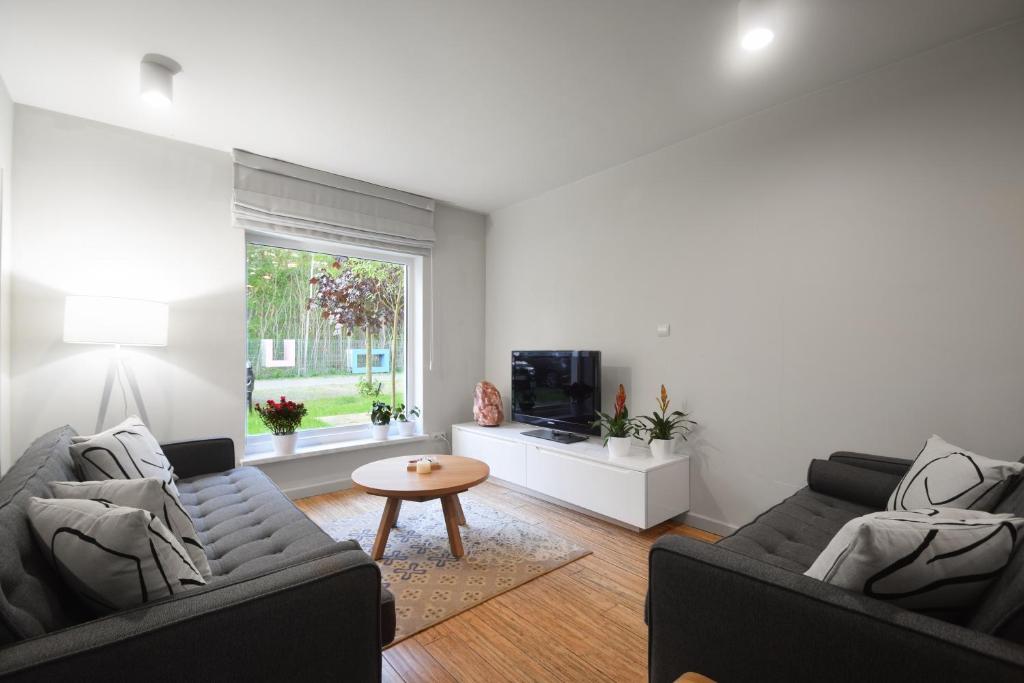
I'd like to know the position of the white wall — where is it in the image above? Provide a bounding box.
[0,74,13,473]
[10,106,246,460]
[8,106,487,492]
[485,22,1024,533]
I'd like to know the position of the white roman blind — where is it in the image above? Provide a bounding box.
[232,149,436,254]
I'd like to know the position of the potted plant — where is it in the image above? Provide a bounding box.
[255,396,308,457]
[370,401,393,440]
[395,403,421,437]
[638,385,696,458]
[592,384,640,457]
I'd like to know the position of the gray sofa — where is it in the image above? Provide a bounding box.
[648,451,1024,682]
[0,426,395,681]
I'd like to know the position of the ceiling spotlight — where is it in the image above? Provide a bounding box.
[738,0,776,52]
[140,54,182,107]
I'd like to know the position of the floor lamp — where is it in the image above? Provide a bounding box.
[63,295,169,432]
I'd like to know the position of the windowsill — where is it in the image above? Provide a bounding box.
[242,433,434,466]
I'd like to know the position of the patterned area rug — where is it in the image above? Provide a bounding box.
[320,492,590,643]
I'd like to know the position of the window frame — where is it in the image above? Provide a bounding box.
[244,232,423,456]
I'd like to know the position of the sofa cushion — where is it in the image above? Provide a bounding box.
[26,497,206,614]
[717,488,875,573]
[70,417,179,496]
[51,477,212,580]
[968,476,1024,643]
[887,435,1023,512]
[0,426,89,644]
[806,508,1024,613]
[175,467,335,579]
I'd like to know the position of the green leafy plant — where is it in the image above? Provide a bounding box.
[357,378,382,398]
[395,404,421,422]
[591,384,640,445]
[254,396,308,435]
[638,385,696,443]
[371,401,393,425]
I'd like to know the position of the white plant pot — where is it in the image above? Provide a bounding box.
[371,424,391,441]
[606,436,633,458]
[649,438,674,458]
[272,433,298,457]
[397,420,416,437]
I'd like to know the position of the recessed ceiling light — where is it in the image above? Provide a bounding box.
[140,54,182,108]
[738,0,776,52]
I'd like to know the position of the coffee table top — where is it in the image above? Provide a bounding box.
[352,455,489,498]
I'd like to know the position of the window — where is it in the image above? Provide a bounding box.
[245,236,418,451]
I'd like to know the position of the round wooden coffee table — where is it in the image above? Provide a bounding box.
[351,455,489,560]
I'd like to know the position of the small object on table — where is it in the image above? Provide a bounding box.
[406,457,441,472]
[416,458,432,474]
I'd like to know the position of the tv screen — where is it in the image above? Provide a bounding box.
[511,351,601,436]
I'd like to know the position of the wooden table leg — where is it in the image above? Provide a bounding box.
[440,494,465,558]
[372,497,402,561]
[392,499,402,527]
[452,494,466,526]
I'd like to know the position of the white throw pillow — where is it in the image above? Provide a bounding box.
[50,478,211,580]
[27,497,206,614]
[70,416,178,496]
[806,508,1024,611]
[887,435,1023,512]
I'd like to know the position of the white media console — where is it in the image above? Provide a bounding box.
[451,421,690,530]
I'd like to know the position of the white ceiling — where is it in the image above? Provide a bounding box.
[1,1,1022,212]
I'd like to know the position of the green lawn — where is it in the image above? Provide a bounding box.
[248,392,405,435]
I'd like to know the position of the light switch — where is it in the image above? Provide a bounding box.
[657,324,671,337]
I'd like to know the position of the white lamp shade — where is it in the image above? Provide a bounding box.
[64,296,169,347]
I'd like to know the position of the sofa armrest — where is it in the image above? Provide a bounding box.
[162,437,236,478]
[828,450,912,476]
[806,458,902,508]
[648,535,1024,683]
[0,543,383,682]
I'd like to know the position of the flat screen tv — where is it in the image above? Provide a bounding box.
[511,350,601,436]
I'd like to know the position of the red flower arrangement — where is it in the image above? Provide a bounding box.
[254,396,308,435]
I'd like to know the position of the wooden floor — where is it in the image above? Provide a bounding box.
[296,481,719,683]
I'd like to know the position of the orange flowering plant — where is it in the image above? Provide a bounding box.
[638,385,695,443]
[591,384,640,444]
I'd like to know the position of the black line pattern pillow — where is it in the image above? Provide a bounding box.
[805,508,1024,612]
[70,417,178,496]
[50,478,211,580]
[27,497,206,614]
[887,435,1023,512]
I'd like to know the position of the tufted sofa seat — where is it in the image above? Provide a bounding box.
[0,426,394,682]
[177,467,338,578]
[716,488,874,573]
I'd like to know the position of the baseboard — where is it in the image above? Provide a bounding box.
[281,476,353,500]
[681,511,739,536]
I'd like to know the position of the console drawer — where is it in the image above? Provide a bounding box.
[526,446,646,527]
[452,427,527,486]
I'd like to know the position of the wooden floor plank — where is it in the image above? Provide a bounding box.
[382,656,406,683]
[298,480,719,682]
[384,639,457,683]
